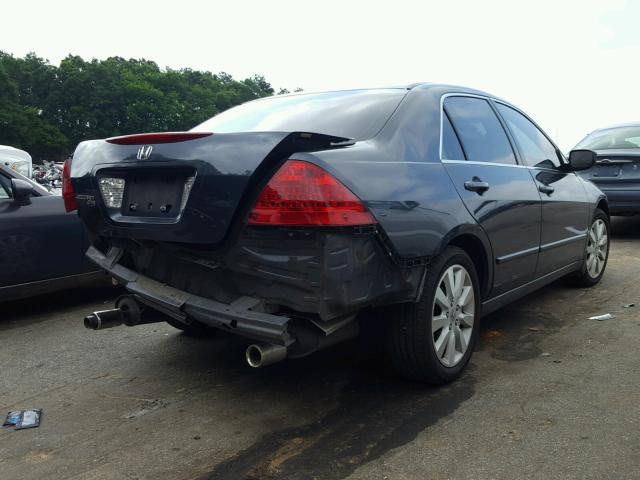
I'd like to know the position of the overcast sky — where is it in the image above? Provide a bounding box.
[2,0,639,150]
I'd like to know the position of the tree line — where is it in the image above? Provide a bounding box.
[0,52,292,161]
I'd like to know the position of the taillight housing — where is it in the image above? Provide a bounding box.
[248,160,375,226]
[62,159,78,212]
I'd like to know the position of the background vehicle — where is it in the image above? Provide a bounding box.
[0,164,105,302]
[574,122,640,215]
[0,145,32,178]
[68,84,609,384]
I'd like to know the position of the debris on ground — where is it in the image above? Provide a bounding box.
[588,313,615,321]
[623,303,635,308]
[541,352,551,357]
[3,411,21,427]
[3,409,42,430]
[528,327,541,332]
[124,399,168,419]
[482,330,503,339]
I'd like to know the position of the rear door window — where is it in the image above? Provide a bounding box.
[442,112,465,160]
[496,103,562,169]
[444,96,517,165]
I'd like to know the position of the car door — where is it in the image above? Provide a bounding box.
[0,171,87,288]
[441,95,542,297]
[494,102,589,276]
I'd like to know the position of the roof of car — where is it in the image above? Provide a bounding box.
[591,122,640,132]
[0,145,31,162]
[260,83,502,103]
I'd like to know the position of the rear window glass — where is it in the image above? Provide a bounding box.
[192,89,407,140]
[576,126,640,150]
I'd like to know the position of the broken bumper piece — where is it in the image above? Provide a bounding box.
[86,246,293,346]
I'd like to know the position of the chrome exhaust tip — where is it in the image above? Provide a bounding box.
[245,343,287,368]
[84,309,125,330]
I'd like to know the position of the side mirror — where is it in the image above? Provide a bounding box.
[567,149,596,171]
[11,178,35,201]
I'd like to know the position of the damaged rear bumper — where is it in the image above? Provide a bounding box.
[87,228,425,346]
[87,246,294,345]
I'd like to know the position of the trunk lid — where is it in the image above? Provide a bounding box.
[71,131,352,245]
[584,149,640,186]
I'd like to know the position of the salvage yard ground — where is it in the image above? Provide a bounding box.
[1,217,639,480]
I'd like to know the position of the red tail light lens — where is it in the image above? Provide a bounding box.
[62,159,78,212]
[248,160,376,226]
[106,132,212,145]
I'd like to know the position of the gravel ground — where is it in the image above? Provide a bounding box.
[1,217,639,480]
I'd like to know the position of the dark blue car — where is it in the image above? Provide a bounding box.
[67,84,609,384]
[0,165,104,301]
[574,123,640,215]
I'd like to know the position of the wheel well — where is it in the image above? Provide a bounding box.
[596,199,609,218]
[449,234,490,299]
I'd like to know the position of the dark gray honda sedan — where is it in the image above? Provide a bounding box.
[68,84,609,384]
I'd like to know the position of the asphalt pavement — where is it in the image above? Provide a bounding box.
[1,217,639,480]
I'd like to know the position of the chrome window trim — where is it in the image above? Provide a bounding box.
[441,159,528,169]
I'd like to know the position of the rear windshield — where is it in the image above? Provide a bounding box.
[191,89,407,140]
[576,126,640,150]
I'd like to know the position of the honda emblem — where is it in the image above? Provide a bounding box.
[136,145,153,160]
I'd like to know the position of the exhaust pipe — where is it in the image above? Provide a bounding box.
[84,295,167,330]
[244,319,360,367]
[245,343,287,368]
[84,309,125,330]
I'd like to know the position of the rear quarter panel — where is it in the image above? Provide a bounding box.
[293,87,491,269]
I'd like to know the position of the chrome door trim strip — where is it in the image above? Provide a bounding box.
[539,233,587,252]
[495,246,540,264]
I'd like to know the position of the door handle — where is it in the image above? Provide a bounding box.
[539,185,555,195]
[464,179,490,194]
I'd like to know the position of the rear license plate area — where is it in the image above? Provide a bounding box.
[593,165,621,178]
[122,171,189,218]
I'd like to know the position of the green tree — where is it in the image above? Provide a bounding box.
[0,51,287,161]
[0,60,69,158]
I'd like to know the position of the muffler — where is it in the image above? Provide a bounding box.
[245,343,288,368]
[84,295,165,330]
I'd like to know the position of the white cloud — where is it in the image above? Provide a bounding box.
[1,0,639,149]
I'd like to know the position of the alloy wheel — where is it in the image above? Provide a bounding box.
[432,264,475,367]
[586,219,608,279]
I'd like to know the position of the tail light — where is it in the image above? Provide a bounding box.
[248,160,376,226]
[106,132,212,145]
[62,160,78,212]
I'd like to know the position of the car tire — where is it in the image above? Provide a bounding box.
[572,208,610,287]
[166,318,217,337]
[389,246,481,384]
